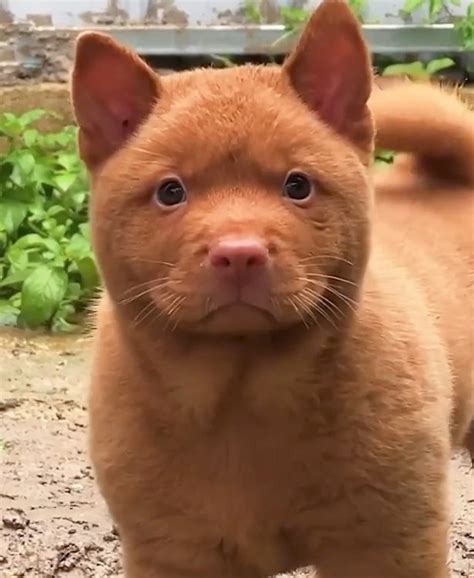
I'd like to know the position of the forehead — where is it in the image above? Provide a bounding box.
[108,65,364,192]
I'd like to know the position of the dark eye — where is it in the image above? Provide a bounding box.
[155,179,187,207]
[283,172,313,202]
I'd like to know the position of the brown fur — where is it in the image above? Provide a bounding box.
[71,1,473,576]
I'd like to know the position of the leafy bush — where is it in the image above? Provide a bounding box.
[0,110,98,332]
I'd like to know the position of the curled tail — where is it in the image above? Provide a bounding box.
[369,81,474,186]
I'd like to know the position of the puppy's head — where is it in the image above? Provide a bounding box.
[72,0,373,335]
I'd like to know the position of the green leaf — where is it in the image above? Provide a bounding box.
[51,314,79,333]
[0,299,20,326]
[0,199,28,234]
[426,57,455,75]
[400,0,425,14]
[428,0,444,19]
[21,265,68,327]
[76,256,100,290]
[375,148,395,163]
[65,282,82,301]
[0,270,31,288]
[78,223,91,239]
[8,233,60,253]
[65,233,91,262]
[17,152,35,175]
[382,61,427,77]
[71,191,87,210]
[243,0,261,23]
[32,162,52,186]
[19,109,46,129]
[280,6,308,29]
[53,172,77,192]
[6,234,63,275]
[23,129,39,147]
[55,129,76,148]
[57,153,80,172]
[0,112,22,138]
[210,54,235,68]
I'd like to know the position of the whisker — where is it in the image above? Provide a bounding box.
[128,258,174,267]
[300,278,358,312]
[324,285,358,313]
[303,273,358,287]
[298,290,339,330]
[133,300,158,327]
[287,296,311,329]
[299,254,354,266]
[163,296,186,331]
[120,280,177,305]
[300,286,345,321]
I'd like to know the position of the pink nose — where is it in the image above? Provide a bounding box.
[208,238,269,281]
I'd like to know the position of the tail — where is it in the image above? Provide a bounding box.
[369,80,474,186]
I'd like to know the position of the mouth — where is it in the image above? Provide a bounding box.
[199,301,280,334]
[204,299,277,321]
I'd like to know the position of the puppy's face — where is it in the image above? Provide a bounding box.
[73,0,373,335]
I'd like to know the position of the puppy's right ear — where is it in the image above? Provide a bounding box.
[71,32,160,170]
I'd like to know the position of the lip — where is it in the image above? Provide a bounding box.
[204,300,277,321]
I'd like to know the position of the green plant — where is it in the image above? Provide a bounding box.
[0,110,98,332]
[243,0,262,23]
[210,54,236,68]
[382,56,456,77]
[374,148,395,168]
[279,5,308,30]
[279,0,365,29]
[454,1,474,48]
[348,0,367,22]
[400,0,461,22]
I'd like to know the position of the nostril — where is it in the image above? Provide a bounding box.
[247,254,266,267]
[209,238,269,272]
[212,254,232,268]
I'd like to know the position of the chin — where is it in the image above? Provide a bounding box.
[188,304,283,335]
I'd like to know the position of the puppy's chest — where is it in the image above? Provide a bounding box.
[161,405,356,574]
[168,416,312,568]
[153,340,355,567]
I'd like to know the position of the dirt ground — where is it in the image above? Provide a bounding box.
[0,330,472,578]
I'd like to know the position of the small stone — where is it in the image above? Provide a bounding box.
[2,510,29,530]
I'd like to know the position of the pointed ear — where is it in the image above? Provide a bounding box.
[71,32,160,169]
[283,0,373,156]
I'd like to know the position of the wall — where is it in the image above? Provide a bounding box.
[1,0,471,26]
[0,1,471,86]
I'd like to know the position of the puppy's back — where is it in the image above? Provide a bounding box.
[369,81,474,449]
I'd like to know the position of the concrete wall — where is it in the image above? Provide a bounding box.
[0,0,471,26]
[0,1,471,86]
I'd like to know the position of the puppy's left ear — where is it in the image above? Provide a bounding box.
[71,32,160,170]
[284,0,373,157]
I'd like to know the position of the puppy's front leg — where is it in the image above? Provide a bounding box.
[122,538,257,578]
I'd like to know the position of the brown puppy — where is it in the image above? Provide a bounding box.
[71,1,473,576]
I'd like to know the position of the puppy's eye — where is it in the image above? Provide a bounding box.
[284,172,313,202]
[155,179,187,207]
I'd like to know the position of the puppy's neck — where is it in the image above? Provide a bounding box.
[110,302,348,430]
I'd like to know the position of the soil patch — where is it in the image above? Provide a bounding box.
[0,330,472,577]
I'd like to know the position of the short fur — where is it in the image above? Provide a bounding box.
[71,1,473,576]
